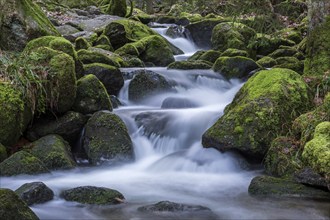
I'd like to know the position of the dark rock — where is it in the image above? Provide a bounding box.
[248,175,330,200]
[138,201,211,212]
[295,168,329,190]
[83,111,133,165]
[0,188,39,220]
[161,97,198,109]
[168,61,212,70]
[165,26,185,39]
[60,186,124,205]
[128,70,172,102]
[26,111,87,146]
[15,182,54,205]
[110,95,122,109]
[135,112,172,137]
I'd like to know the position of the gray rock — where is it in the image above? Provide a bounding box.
[295,168,329,190]
[138,201,211,212]
[15,182,54,205]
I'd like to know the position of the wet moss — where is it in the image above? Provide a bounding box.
[257,56,277,68]
[167,61,211,70]
[77,49,122,67]
[220,48,248,58]
[75,37,91,50]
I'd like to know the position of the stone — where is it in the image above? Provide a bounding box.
[15,182,54,205]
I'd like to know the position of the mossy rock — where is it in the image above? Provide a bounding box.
[60,186,124,205]
[167,61,211,70]
[211,22,256,51]
[138,200,211,213]
[292,93,330,145]
[274,56,304,74]
[107,0,127,17]
[104,19,157,50]
[250,35,296,56]
[15,182,54,206]
[0,188,39,220]
[248,175,329,200]
[75,37,92,50]
[77,49,122,67]
[94,35,113,51]
[0,151,49,176]
[304,16,330,76]
[268,48,299,59]
[197,50,222,64]
[26,111,88,146]
[73,74,112,115]
[0,143,7,162]
[264,137,302,177]
[128,69,172,102]
[302,122,330,177]
[202,68,311,161]
[213,56,260,79]
[115,35,175,67]
[179,12,203,23]
[0,82,25,146]
[0,0,59,51]
[256,56,277,68]
[220,48,248,58]
[276,28,303,44]
[83,111,133,165]
[188,50,206,61]
[156,16,176,24]
[274,0,307,20]
[29,135,76,170]
[83,63,124,95]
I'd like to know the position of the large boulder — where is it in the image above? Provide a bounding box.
[0,151,49,176]
[211,22,256,51]
[115,35,175,66]
[128,70,172,102]
[15,182,54,205]
[0,0,59,51]
[60,186,124,205]
[83,63,124,95]
[167,61,212,70]
[83,111,133,165]
[26,111,87,146]
[202,68,311,161]
[212,56,260,79]
[0,83,25,146]
[77,48,123,67]
[29,135,76,170]
[248,175,329,200]
[0,188,39,220]
[73,74,112,114]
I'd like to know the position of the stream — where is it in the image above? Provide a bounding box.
[1,24,329,220]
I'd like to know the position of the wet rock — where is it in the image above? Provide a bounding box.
[295,168,329,190]
[77,48,122,67]
[257,56,277,68]
[0,151,49,176]
[220,48,249,58]
[15,182,54,205]
[165,26,185,38]
[110,95,122,109]
[26,111,87,146]
[0,143,7,163]
[60,186,124,205]
[0,188,39,220]
[83,111,133,165]
[83,63,124,96]
[161,97,198,109]
[138,201,211,212]
[135,112,172,137]
[29,135,76,170]
[73,74,112,114]
[168,61,212,70]
[128,70,172,102]
[248,175,330,200]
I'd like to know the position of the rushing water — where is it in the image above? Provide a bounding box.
[1,24,329,220]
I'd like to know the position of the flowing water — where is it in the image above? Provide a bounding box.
[1,25,329,220]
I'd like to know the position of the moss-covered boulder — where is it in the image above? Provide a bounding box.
[29,135,76,170]
[0,0,59,51]
[256,56,277,68]
[268,47,301,59]
[202,68,311,161]
[167,61,212,70]
[302,122,330,177]
[73,74,112,115]
[115,35,175,66]
[196,50,222,64]
[15,182,54,206]
[77,49,122,67]
[128,69,172,102]
[26,111,87,146]
[75,37,92,50]
[250,35,296,56]
[248,175,329,200]
[107,0,127,17]
[304,16,330,76]
[83,111,133,165]
[0,83,25,146]
[220,48,249,58]
[274,56,304,74]
[264,137,302,177]
[211,22,256,51]
[60,186,124,205]
[0,143,7,162]
[213,56,260,79]
[0,151,49,176]
[0,188,39,220]
[83,63,124,95]
[295,167,329,190]
[138,201,211,213]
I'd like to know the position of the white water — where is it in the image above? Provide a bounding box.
[1,25,329,220]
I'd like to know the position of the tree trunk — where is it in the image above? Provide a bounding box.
[145,0,154,14]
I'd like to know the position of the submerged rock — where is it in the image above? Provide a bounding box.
[0,151,49,176]
[0,188,39,220]
[138,201,211,212]
[168,61,212,70]
[60,186,125,205]
[83,111,133,165]
[248,175,330,200]
[161,97,198,109]
[295,168,329,190]
[15,182,54,205]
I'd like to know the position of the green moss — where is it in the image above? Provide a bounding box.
[0,143,7,162]
[302,122,330,176]
[257,56,277,68]
[220,48,248,58]
[0,151,49,176]
[0,83,25,146]
[179,12,202,23]
[107,0,127,17]
[0,188,39,220]
[202,68,311,161]
[167,61,211,70]
[274,56,304,74]
[73,74,112,114]
[196,50,221,64]
[75,37,91,50]
[94,35,113,51]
